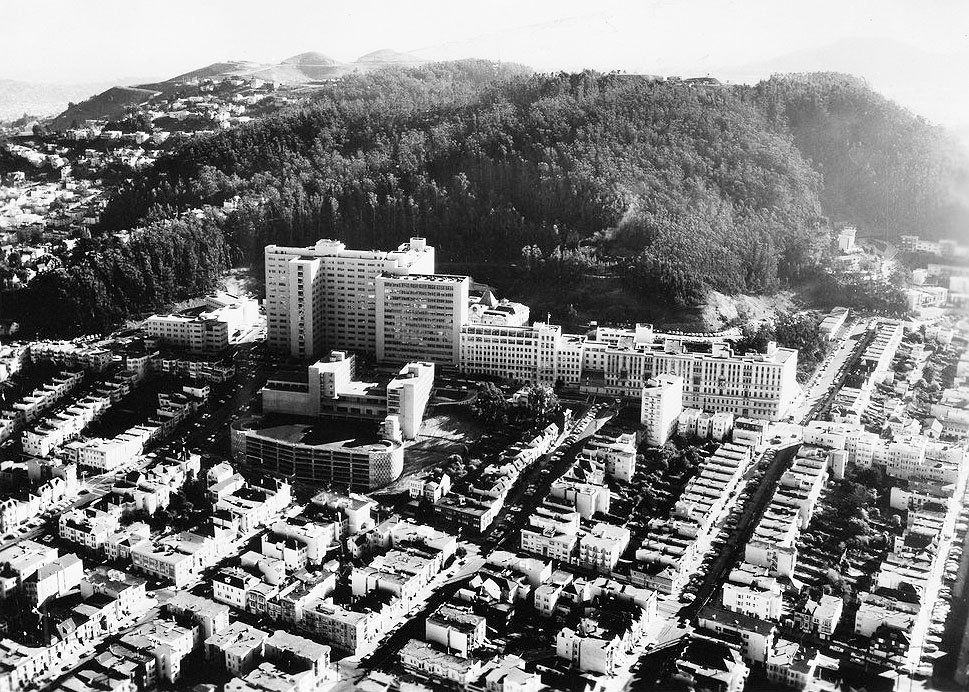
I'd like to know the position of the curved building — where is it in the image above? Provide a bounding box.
[231,416,404,491]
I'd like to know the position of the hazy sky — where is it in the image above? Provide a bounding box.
[5,0,969,127]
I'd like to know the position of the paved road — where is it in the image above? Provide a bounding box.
[793,317,872,425]
[479,408,611,553]
[679,444,800,618]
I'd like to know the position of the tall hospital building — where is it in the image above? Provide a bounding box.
[265,238,800,421]
[265,237,437,359]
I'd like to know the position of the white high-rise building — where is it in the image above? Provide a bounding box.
[641,375,683,446]
[265,238,435,358]
[837,226,856,253]
[376,274,469,365]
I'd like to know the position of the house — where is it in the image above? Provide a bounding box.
[675,635,749,692]
[424,603,486,658]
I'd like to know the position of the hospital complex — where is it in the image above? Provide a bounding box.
[264,237,799,421]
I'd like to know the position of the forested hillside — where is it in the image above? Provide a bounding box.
[745,72,969,239]
[6,214,238,334]
[4,62,964,336]
[100,61,825,296]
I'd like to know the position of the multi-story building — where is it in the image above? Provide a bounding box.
[144,313,229,353]
[555,597,650,675]
[676,636,749,692]
[0,540,58,599]
[264,237,435,358]
[640,374,683,446]
[259,351,433,441]
[231,417,404,491]
[303,596,403,656]
[24,552,83,606]
[459,322,585,387]
[578,431,637,482]
[376,273,469,365]
[722,573,783,621]
[119,618,198,684]
[581,327,798,420]
[399,638,484,686]
[424,603,486,658]
[350,549,436,605]
[214,478,292,534]
[205,621,269,677]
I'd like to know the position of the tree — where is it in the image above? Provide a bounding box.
[472,382,508,426]
[517,384,561,428]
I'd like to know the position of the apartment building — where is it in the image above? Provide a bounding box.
[144,313,229,353]
[265,237,435,358]
[303,596,402,656]
[64,429,149,472]
[361,518,457,569]
[10,369,83,424]
[267,516,342,565]
[0,540,58,599]
[424,603,486,658]
[59,504,123,552]
[640,374,683,446]
[119,618,198,684]
[676,636,749,692]
[698,606,777,663]
[215,479,292,534]
[205,621,269,677]
[555,596,650,675]
[578,431,637,482]
[29,340,113,372]
[376,273,469,365]
[350,549,436,604]
[722,574,783,621]
[24,553,82,606]
[399,638,484,687]
[21,393,112,457]
[130,528,225,588]
[765,640,839,691]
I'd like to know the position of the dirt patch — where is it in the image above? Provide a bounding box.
[220,267,260,298]
[698,290,797,331]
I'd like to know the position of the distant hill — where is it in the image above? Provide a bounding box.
[0,78,120,121]
[282,52,340,67]
[132,49,426,90]
[135,61,265,90]
[355,49,425,66]
[50,85,160,130]
[41,49,433,126]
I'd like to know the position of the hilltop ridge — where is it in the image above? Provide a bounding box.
[43,49,429,126]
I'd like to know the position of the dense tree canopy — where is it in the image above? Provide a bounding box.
[745,72,969,239]
[4,213,238,335]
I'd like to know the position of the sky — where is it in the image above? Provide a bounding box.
[4,0,969,128]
